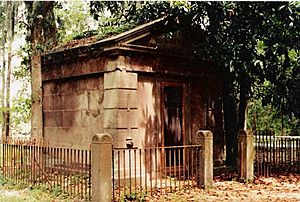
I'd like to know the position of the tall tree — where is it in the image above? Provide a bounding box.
[0,1,7,139]
[25,1,57,138]
[1,1,18,138]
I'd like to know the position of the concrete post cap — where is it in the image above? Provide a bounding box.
[92,133,113,144]
[195,130,213,138]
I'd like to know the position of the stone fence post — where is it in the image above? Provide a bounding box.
[91,133,113,202]
[195,130,213,189]
[238,130,254,182]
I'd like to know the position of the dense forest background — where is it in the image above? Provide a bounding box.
[0,1,299,166]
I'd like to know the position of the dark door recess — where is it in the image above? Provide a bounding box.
[163,85,184,166]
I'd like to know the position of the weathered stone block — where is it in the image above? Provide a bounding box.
[61,63,75,78]
[105,56,127,72]
[62,110,80,128]
[49,95,63,110]
[104,70,137,90]
[77,92,89,109]
[66,80,75,93]
[81,109,103,128]
[43,82,55,96]
[43,96,51,111]
[88,90,104,109]
[103,109,118,129]
[103,89,138,109]
[130,55,155,72]
[86,76,103,91]
[43,111,63,127]
[61,93,78,110]
[76,78,88,92]
[44,127,90,150]
[42,65,62,81]
[104,109,138,129]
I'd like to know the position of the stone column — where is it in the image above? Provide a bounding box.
[238,130,254,182]
[195,130,213,189]
[91,133,112,202]
[103,60,138,148]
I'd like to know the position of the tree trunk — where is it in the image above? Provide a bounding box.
[26,1,57,138]
[1,1,15,139]
[30,2,44,138]
[1,17,7,139]
[238,73,248,130]
[222,68,239,169]
[4,1,16,138]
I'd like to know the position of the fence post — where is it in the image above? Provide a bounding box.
[238,130,254,182]
[195,130,213,189]
[91,133,113,202]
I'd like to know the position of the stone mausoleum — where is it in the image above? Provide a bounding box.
[42,18,225,165]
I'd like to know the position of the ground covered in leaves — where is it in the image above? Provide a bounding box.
[0,174,299,201]
[153,174,300,202]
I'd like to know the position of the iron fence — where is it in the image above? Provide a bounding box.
[254,130,300,177]
[1,138,91,200]
[112,145,202,201]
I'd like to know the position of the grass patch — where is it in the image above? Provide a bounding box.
[0,176,74,202]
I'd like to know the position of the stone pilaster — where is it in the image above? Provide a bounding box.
[103,61,138,148]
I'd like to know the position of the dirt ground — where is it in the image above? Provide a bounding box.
[0,174,299,201]
[153,174,300,202]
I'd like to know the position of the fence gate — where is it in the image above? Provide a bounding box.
[254,130,300,177]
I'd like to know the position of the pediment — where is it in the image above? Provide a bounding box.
[44,17,206,63]
[119,21,206,54]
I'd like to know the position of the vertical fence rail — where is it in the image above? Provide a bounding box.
[0,138,91,200]
[254,130,300,177]
[112,145,202,201]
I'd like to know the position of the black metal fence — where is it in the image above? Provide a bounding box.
[254,130,300,177]
[112,145,202,201]
[1,138,91,200]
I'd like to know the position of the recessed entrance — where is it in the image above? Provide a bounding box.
[162,83,184,166]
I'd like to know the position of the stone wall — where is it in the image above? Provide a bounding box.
[43,76,104,149]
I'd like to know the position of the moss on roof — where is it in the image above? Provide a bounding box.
[76,22,137,41]
[52,22,138,52]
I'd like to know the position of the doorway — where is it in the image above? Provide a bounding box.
[162,83,184,166]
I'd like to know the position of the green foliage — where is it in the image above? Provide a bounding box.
[90,1,172,26]
[0,174,7,185]
[49,185,62,197]
[13,43,31,82]
[0,182,72,202]
[11,96,31,126]
[9,95,31,135]
[120,191,147,202]
[247,99,300,135]
[96,22,136,40]
[0,2,5,27]
[54,1,138,44]
[54,1,97,44]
